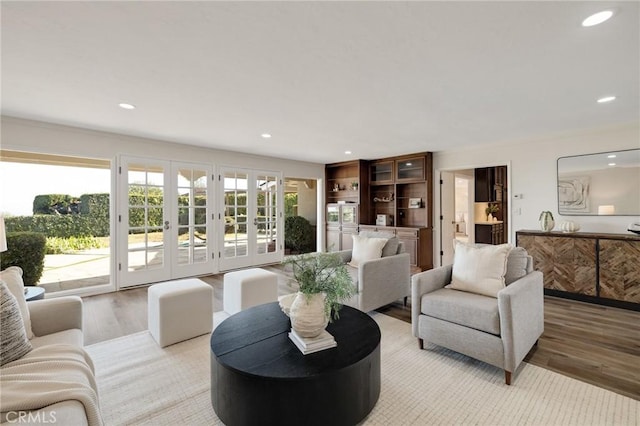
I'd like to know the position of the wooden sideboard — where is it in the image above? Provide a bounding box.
[516,230,640,311]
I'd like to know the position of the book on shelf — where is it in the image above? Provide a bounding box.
[288,329,337,355]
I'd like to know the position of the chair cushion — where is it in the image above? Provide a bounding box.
[1,281,33,366]
[0,267,34,339]
[348,235,388,268]
[359,231,399,257]
[421,288,501,335]
[505,247,529,285]
[445,241,512,297]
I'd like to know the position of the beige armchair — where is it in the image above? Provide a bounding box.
[411,245,544,385]
[336,232,411,313]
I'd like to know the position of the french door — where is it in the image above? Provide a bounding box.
[219,168,282,271]
[118,156,214,287]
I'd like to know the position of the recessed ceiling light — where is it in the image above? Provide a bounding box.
[345,151,352,155]
[608,163,616,166]
[118,103,136,110]
[582,10,613,27]
[607,154,616,158]
[597,96,616,103]
[261,133,272,139]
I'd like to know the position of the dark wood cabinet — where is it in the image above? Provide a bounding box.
[474,167,494,202]
[516,230,640,311]
[326,152,433,271]
[475,223,505,245]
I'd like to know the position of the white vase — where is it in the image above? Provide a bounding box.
[284,292,328,338]
[487,213,493,222]
[559,221,580,233]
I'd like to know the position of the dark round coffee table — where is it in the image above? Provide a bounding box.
[210,302,381,426]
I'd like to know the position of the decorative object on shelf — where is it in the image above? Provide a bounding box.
[280,252,355,338]
[485,204,499,221]
[350,181,359,191]
[373,193,394,202]
[332,183,340,192]
[408,198,422,208]
[376,214,391,226]
[539,211,555,232]
[558,221,581,233]
[628,223,640,235]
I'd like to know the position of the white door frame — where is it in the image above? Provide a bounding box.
[434,161,512,268]
[218,167,283,271]
[118,156,215,287]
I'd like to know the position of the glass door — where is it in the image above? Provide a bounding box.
[119,157,171,287]
[172,162,214,278]
[119,157,214,287]
[220,168,282,270]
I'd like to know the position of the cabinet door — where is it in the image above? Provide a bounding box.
[341,226,358,251]
[396,157,425,182]
[396,229,418,266]
[341,205,358,226]
[518,235,596,295]
[326,226,341,252]
[599,239,640,303]
[370,160,394,185]
[475,224,492,244]
[327,204,340,225]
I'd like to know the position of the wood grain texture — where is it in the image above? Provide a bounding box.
[518,234,597,295]
[599,240,640,303]
[82,264,640,400]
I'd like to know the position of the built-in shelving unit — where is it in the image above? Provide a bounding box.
[326,153,433,270]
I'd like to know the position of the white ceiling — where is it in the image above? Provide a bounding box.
[2,1,638,164]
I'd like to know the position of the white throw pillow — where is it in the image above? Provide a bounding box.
[446,241,512,297]
[348,235,388,268]
[0,267,34,339]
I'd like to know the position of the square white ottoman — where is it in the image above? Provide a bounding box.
[148,278,213,348]
[223,268,278,315]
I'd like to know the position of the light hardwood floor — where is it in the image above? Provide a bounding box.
[82,267,640,400]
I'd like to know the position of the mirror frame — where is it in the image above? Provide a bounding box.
[557,148,640,216]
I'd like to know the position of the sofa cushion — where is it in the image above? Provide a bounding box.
[446,241,512,297]
[30,329,84,350]
[421,288,501,335]
[505,247,529,285]
[1,281,33,366]
[0,267,34,339]
[348,235,388,268]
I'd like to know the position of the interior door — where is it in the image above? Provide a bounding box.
[220,168,282,270]
[440,171,456,266]
[119,157,214,287]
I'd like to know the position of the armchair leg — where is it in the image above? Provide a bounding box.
[418,338,424,350]
[505,371,512,385]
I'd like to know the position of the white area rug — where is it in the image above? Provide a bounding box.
[86,313,639,425]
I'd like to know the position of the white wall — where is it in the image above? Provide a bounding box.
[433,122,640,266]
[0,116,325,180]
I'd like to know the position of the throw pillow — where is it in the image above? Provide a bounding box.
[0,267,34,339]
[0,281,33,366]
[505,247,529,285]
[446,241,512,297]
[348,235,388,268]
[358,231,399,257]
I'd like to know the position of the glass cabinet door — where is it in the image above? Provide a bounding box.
[327,205,340,224]
[370,160,394,185]
[341,205,358,225]
[396,157,425,182]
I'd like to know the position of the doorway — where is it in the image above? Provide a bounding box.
[118,156,215,288]
[439,165,509,267]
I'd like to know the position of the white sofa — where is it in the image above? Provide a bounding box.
[1,267,100,425]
